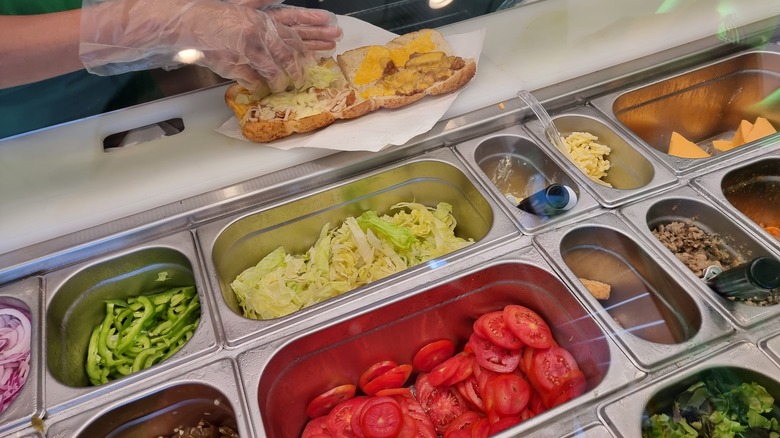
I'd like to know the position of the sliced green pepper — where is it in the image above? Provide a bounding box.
[115,295,154,354]
[84,287,201,386]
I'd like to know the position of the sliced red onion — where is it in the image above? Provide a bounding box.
[0,306,31,414]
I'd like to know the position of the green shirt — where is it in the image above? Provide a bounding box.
[0,0,163,139]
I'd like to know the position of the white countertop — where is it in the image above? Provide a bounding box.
[1,0,779,256]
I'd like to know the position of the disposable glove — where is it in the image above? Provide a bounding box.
[80,0,338,91]
[226,0,342,53]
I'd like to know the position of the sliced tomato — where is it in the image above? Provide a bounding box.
[520,346,535,376]
[444,430,472,438]
[414,373,436,407]
[474,311,524,350]
[395,394,437,438]
[328,396,369,437]
[363,364,413,396]
[530,346,580,394]
[488,416,522,435]
[359,396,403,438]
[449,353,475,386]
[413,339,456,372]
[444,411,481,437]
[351,397,371,438]
[430,352,473,386]
[470,418,489,438]
[307,384,357,418]
[375,387,413,398]
[420,385,470,434]
[487,373,530,417]
[302,416,332,438]
[476,366,498,397]
[360,361,398,393]
[469,333,520,373]
[503,305,553,349]
[397,413,419,438]
[428,356,457,387]
[527,390,546,415]
[455,375,484,412]
[519,408,535,421]
[544,369,587,409]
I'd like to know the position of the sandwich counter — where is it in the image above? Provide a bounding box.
[1,0,780,437]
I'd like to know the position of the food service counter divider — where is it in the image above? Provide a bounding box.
[2,10,780,438]
[1,0,779,257]
[3,71,780,437]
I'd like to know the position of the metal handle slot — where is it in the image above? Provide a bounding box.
[103,118,185,151]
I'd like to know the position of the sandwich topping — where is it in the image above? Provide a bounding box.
[361,51,467,98]
[236,62,348,125]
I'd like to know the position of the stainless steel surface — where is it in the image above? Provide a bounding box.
[44,359,251,438]
[601,342,780,437]
[534,213,734,370]
[721,157,780,231]
[3,22,780,438]
[592,47,780,175]
[237,242,641,438]
[198,148,518,347]
[454,124,601,234]
[41,232,219,413]
[692,148,780,251]
[524,106,678,207]
[0,279,40,437]
[620,185,780,328]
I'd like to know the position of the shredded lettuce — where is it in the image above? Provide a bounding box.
[230,202,473,320]
[643,377,780,438]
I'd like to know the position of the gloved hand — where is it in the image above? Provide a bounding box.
[228,0,342,53]
[80,0,340,92]
[263,6,342,54]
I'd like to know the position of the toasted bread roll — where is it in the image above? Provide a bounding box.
[225,57,371,143]
[225,29,476,143]
[337,29,477,110]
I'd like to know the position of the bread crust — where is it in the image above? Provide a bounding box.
[225,29,475,143]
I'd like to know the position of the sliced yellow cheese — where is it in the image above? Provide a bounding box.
[712,139,735,152]
[669,131,710,158]
[354,46,392,85]
[732,119,754,147]
[353,31,436,86]
[744,116,777,143]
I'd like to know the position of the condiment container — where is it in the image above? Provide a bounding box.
[707,257,780,301]
[517,184,577,216]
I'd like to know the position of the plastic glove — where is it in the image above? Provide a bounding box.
[264,6,342,54]
[80,0,314,91]
[228,1,343,54]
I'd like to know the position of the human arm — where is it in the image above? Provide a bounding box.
[80,0,342,91]
[0,10,84,89]
[1,0,342,91]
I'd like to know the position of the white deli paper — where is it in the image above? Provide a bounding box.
[218,16,485,152]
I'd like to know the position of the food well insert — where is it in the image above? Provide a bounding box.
[621,185,780,328]
[198,148,518,347]
[455,124,601,234]
[535,213,734,370]
[593,48,780,175]
[0,279,39,436]
[602,342,780,437]
[692,150,780,250]
[241,248,639,437]
[524,106,677,208]
[41,232,218,412]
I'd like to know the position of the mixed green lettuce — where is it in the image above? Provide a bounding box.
[643,375,780,438]
[230,202,473,320]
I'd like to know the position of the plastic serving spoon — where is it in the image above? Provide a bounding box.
[517,90,611,187]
